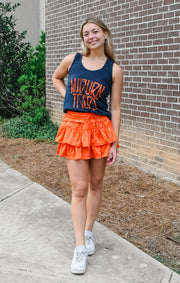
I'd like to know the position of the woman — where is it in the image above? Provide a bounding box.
[52,17,123,274]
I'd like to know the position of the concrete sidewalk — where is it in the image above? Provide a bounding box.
[0,160,179,283]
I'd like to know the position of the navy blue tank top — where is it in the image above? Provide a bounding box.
[63,52,114,119]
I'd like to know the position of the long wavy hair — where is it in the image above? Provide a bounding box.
[79,17,115,62]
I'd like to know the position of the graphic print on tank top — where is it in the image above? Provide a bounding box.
[63,53,114,119]
[70,77,105,111]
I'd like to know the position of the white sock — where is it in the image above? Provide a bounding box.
[85,230,93,236]
[76,245,85,251]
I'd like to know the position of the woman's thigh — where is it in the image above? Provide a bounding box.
[89,157,107,189]
[66,159,90,195]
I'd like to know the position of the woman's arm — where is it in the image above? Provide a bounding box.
[52,53,76,97]
[107,63,123,165]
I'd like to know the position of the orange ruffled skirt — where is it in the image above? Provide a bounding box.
[55,111,118,160]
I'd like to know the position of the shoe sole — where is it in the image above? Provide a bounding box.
[71,267,86,274]
[87,250,95,256]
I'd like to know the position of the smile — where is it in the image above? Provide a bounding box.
[89,40,98,44]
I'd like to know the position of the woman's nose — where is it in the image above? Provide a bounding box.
[88,32,94,39]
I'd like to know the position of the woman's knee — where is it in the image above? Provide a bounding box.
[90,177,103,191]
[72,182,88,198]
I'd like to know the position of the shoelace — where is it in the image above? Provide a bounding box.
[85,235,95,245]
[75,251,86,262]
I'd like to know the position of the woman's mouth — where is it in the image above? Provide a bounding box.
[89,40,98,44]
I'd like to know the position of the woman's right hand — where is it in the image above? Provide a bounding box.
[107,142,117,165]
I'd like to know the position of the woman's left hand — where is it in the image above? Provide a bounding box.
[107,142,117,165]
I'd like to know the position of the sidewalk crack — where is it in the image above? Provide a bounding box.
[0,182,33,203]
[160,272,174,283]
[168,272,173,283]
[0,265,57,279]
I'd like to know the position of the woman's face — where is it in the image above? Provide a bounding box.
[82,22,108,50]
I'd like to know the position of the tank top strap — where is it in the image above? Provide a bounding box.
[74,52,82,61]
[105,57,114,73]
[69,52,81,72]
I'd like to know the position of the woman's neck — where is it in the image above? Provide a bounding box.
[88,48,106,60]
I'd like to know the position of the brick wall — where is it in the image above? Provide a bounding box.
[45,0,180,184]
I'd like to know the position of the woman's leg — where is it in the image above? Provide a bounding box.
[66,159,89,247]
[85,157,107,232]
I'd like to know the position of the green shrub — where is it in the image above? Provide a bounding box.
[2,113,58,141]
[1,18,53,141]
[16,31,46,121]
[0,2,31,117]
[0,116,7,125]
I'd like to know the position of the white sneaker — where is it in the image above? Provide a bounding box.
[85,232,95,255]
[71,247,87,274]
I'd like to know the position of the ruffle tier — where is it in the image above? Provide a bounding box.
[55,111,117,160]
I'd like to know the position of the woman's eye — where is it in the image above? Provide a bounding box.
[93,30,98,34]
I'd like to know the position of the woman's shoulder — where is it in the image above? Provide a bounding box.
[62,53,76,67]
[113,62,122,72]
[112,62,123,77]
[62,52,82,71]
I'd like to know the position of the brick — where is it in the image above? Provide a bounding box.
[170,3,180,11]
[153,14,163,21]
[164,0,174,4]
[152,77,161,83]
[169,17,179,24]
[163,51,174,58]
[173,65,180,71]
[163,39,174,46]
[175,9,180,16]
[174,51,180,57]
[169,44,180,50]
[173,104,180,110]
[150,113,159,119]
[172,90,180,96]
[164,11,175,19]
[168,30,179,37]
[153,39,163,45]
[171,117,180,123]
[160,115,171,121]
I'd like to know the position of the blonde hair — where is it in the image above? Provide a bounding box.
[80,17,115,62]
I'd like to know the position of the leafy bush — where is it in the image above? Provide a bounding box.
[1,29,53,140]
[1,8,56,141]
[0,116,6,125]
[17,31,46,122]
[2,113,58,141]
[0,2,31,117]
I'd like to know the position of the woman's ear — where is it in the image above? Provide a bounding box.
[104,31,108,39]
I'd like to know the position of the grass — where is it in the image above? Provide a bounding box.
[153,256,180,274]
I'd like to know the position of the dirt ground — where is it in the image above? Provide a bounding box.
[0,137,180,273]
